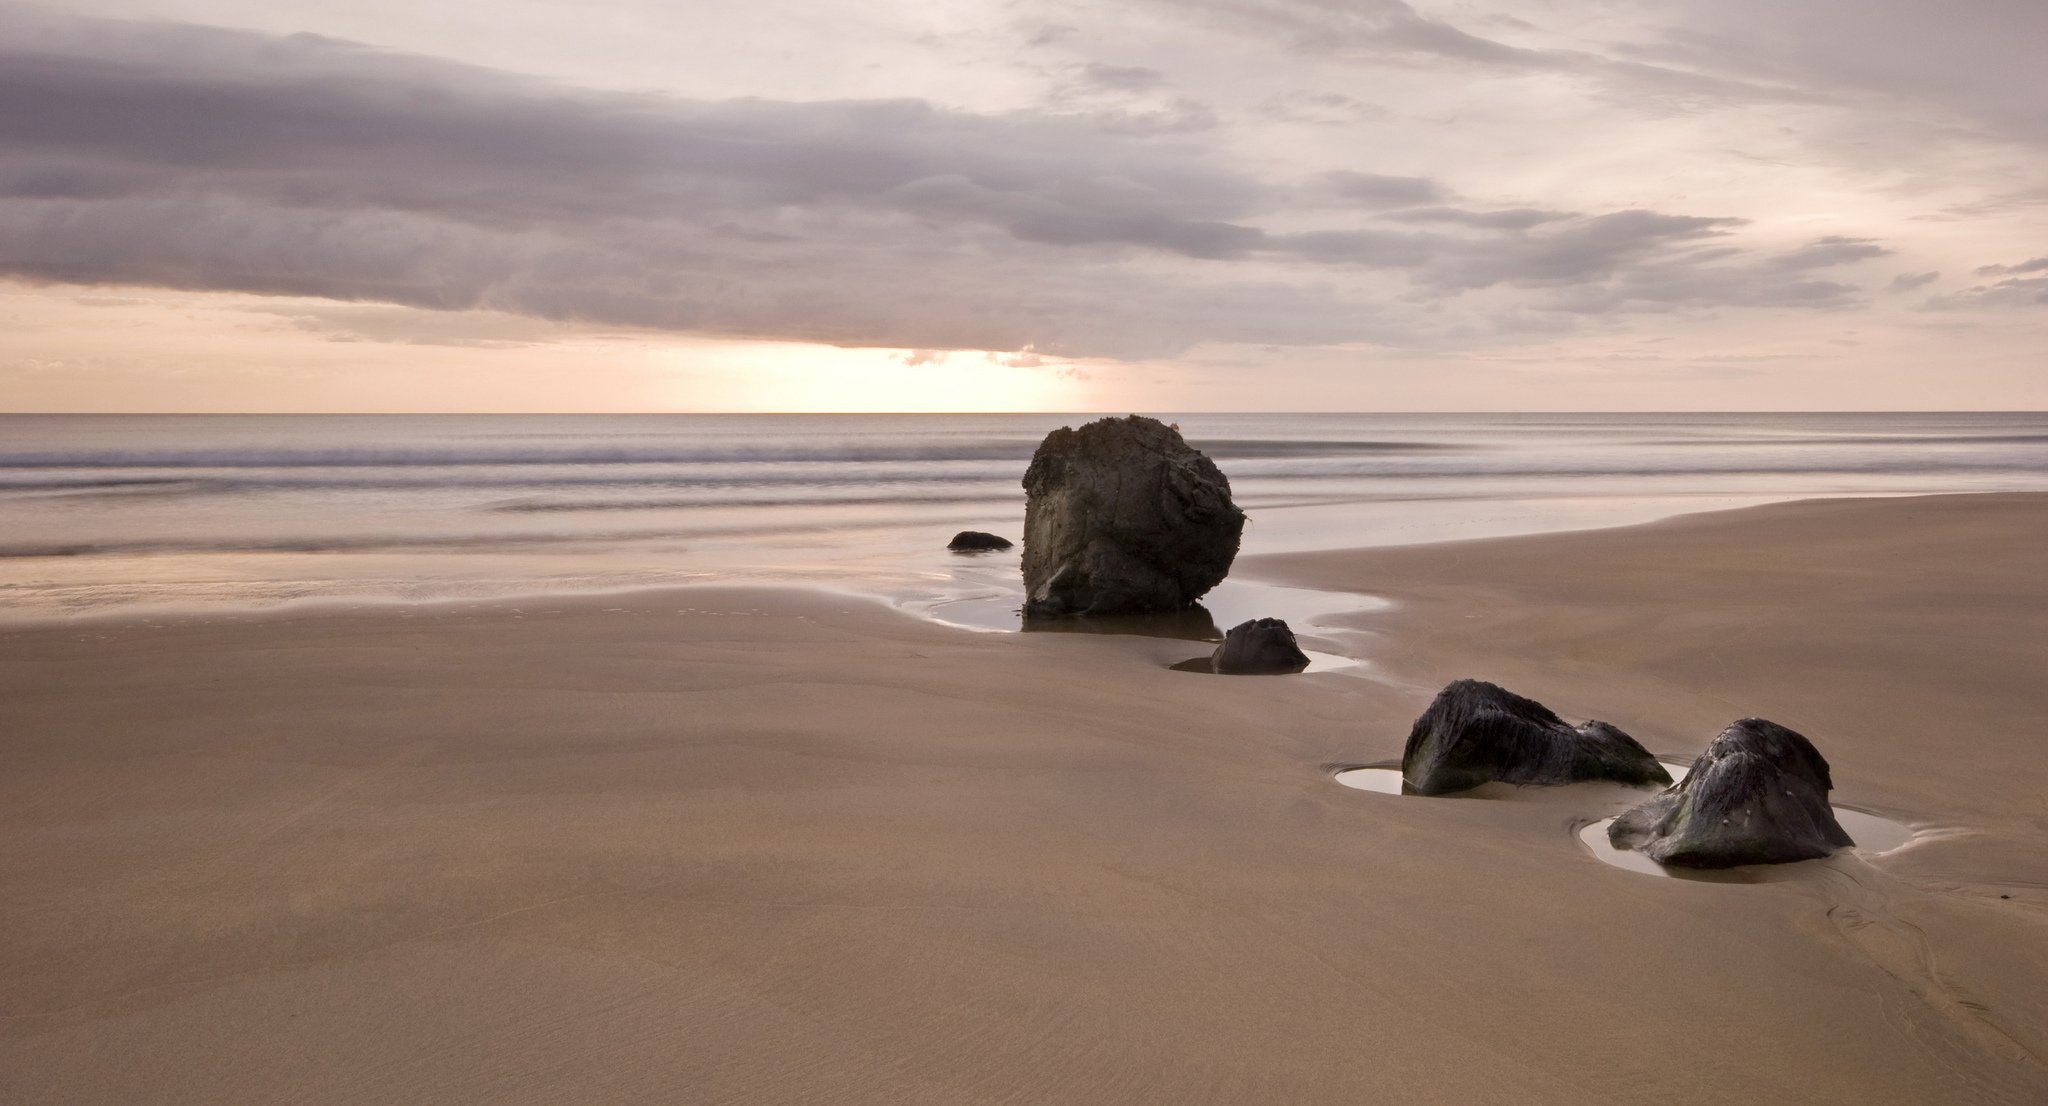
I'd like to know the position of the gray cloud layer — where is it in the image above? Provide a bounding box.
[0,5,1909,358]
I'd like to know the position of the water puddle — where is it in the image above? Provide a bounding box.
[922,577,1384,642]
[1577,806,1913,878]
[1332,753,1913,877]
[1580,755,1913,875]
[1332,764,1407,795]
[1329,757,1694,799]
[1169,648,1361,675]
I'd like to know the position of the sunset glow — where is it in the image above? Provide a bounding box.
[3,2,2044,410]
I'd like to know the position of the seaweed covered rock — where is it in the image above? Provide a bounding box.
[947,531,1013,552]
[1608,718,1853,868]
[1021,416,1244,618]
[1401,679,1670,795]
[1211,617,1310,675]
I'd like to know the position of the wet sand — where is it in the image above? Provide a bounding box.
[3,493,2045,1103]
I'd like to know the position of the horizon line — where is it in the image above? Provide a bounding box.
[5,409,2047,417]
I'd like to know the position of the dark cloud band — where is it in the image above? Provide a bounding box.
[0,5,1898,358]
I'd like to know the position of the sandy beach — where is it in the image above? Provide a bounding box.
[3,492,2044,1104]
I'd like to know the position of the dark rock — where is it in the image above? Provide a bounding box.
[1211,617,1310,674]
[1021,415,1244,618]
[947,530,1013,552]
[1401,679,1670,795]
[1608,718,1853,868]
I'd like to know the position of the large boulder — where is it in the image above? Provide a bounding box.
[1401,679,1670,795]
[1211,617,1310,674]
[1021,416,1244,618]
[1608,718,1853,868]
[947,530,1013,552]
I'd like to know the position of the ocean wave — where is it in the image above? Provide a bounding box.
[0,438,1459,470]
[4,453,2047,499]
[0,445,1039,468]
[491,492,1019,512]
[1638,433,2048,447]
[0,533,675,558]
[0,519,935,558]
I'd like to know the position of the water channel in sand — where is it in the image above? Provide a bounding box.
[922,576,1384,642]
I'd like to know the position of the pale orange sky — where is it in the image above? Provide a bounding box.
[4,1,2045,411]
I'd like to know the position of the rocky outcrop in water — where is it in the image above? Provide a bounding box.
[1211,617,1310,674]
[947,531,1013,552]
[1401,679,1670,795]
[1607,718,1853,868]
[1021,416,1244,618]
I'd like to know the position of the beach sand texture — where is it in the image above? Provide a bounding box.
[3,493,2044,1103]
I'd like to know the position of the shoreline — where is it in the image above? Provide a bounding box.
[0,487,2000,632]
[4,492,2044,1103]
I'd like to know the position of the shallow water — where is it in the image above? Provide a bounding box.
[1166,647,1359,675]
[922,575,1385,642]
[1332,765,1407,795]
[5,411,2046,621]
[1578,806,1914,878]
[1333,754,1914,875]
[1331,756,1696,799]
[1576,755,1915,874]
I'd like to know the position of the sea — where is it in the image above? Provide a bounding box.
[3,412,2045,628]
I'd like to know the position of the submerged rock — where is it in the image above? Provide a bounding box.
[1401,679,1670,795]
[1211,617,1310,674]
[1608,718,1853,868]
[947,530,1013,552]
[1021,415,1244,618]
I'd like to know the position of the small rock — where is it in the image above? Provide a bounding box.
[1401,679,1670,795]
[1211,617,1311,675]
[947,530,1013,552]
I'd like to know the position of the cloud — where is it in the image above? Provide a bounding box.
[1410,211,1745,290]
[0,5,1909,359]
[257,303,577,347]
[1930,277,2048,309]
[1941,257,2048,305]
[1323,171,1450,207]
[1974,257,2048,277]
[1254,90,1386,126]
[1765,236,1892,271]
[1885,271,1940,293]
[1074,63,1166,93]
[1141,0,1818,106]
[1631,1,2048,149]
[1385,207,1577,231]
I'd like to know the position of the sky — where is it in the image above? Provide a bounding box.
[2,0,2044,412]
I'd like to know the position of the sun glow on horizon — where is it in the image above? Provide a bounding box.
[660,340,1093,413]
